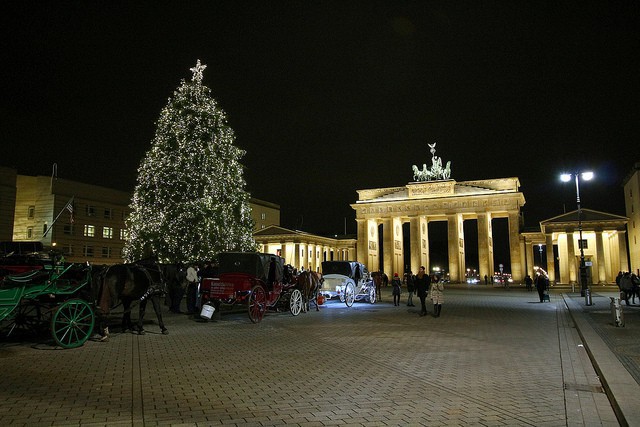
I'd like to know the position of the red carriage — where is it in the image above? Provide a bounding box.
[199,252,304,323]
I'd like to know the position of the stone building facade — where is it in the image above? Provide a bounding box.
[352,178,526,282]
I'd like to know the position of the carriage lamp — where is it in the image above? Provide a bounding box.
[560,171,593,296]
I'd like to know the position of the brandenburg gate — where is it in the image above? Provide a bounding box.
[351,147,526,282]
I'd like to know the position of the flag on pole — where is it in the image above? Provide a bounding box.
[65,199,74,224]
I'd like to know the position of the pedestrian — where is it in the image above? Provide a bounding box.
[405,271,415,307]
[415,266,430,316]
[391,273,401,306]
[430,275,444,317]
[484,274,488,285]
[525,274,533,292]
[185,263,199,314]
[169,263,186,313]
[535,272,548,302]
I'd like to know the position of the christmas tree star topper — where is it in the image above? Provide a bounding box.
[190,59,207,83]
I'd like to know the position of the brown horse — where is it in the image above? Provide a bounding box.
[371,272,383,302]
[297,270,321,312]
[93,260,168,339]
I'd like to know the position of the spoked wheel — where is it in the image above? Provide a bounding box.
[368,286,376,304]
[345,282,356,307]
[248,285,267,323]
[2,301,47,338]
[51,299,95,349]
[339,290,346,303]
[289,289,302,316]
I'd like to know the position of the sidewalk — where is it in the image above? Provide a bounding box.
[562,288,640,426]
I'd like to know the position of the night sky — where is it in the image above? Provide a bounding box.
[2,1,638,238]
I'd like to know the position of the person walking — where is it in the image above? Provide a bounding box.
[415,266,430,316]
[405,271,415,307]
[391,273,401,306]
[430,275,444,317]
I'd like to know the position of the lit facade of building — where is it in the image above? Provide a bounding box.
[524,209,628,285]
[624,162,640,275]
[250,198,280,231]
[12,174,132,265]
[253,225,356,272]
[0,166,17,241]
[352,178,526,282]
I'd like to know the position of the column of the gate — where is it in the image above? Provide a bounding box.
[477,213,493,283]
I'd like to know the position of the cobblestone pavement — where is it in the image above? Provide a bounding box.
[0,286,629,426]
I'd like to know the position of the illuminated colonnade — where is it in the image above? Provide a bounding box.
[522,210,629,285]
[352,179,526,282]
[254,225,355,272]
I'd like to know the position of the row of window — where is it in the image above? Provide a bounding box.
[25,225,129,240]
[62,224,129,240]
[27,205,127,220]
[62,245,124,258]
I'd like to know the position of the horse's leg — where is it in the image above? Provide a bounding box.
[122,300,134,332]
[137,299,148,335]
[150,295,168,334]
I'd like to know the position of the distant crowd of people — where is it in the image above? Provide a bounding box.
[387,267,445,318]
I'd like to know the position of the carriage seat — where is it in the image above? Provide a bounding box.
[1,269,51,289]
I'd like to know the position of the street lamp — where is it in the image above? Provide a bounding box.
[560,171,594,296]
[538,244,543,266]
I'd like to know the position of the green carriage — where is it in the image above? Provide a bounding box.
[0,263,95,348]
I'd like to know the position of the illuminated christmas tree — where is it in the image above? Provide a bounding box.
[124,60,256,263]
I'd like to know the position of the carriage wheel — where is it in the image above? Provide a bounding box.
[289,289,302,316]
[368,287,376,304]
[2,301,47,338]
[248,285,267,323]
[51,299,95,348]
[345,282,356,307]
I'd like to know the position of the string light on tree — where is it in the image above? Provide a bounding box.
[124,60,256,263]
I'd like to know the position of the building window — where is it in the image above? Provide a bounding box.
[119,229,129,240]
[84,225,95,237]
[28,206,35,219]
[85,205,96,217]
[42,224,48,236]
[102,247,111,258]
[83,245,94,257]
[578,239,588,250]
[63,245,73,256]
[103,227,114,239]
[261,213,266,220]
[104,208,113,219]
[27,227,33,239]
[64,224,74,235]
[261,224,265,229]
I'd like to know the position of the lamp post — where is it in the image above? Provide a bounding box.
[538,244,543,266]
[561,171,594,296]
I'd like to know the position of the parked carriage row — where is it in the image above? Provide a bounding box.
[0,251,376,348]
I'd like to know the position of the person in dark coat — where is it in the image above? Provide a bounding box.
[415,266,431,316]
[535,272,548,302]
[391,273,401,306]
[525,274,533,292]
[405,271,415,307]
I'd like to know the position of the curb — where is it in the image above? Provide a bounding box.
[563,294,640,427]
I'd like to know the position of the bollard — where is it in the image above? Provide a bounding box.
[585,288,592,306]
[571,283,575,293]
[610,297,624,327]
